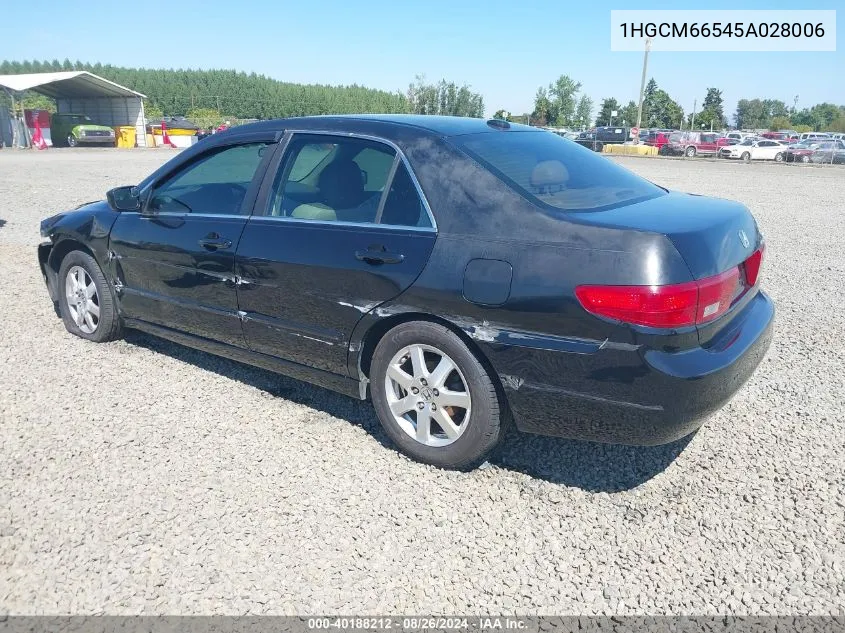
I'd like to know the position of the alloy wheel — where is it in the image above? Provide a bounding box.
[384,344,471,447]
[65,265,100,333]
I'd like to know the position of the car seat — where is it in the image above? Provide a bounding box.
[291,159,365,221]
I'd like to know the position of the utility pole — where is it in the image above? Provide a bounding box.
[690,99,697,132]
[634,37,652,144]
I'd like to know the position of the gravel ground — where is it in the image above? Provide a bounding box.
[1,148,843,615]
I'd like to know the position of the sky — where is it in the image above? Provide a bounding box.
[3,0,842,122]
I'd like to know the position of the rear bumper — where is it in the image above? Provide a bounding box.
[481,290,775,446]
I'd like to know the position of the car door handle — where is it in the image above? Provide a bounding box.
[355,248,405,265]
[199,235,232,250]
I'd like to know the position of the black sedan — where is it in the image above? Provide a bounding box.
[37,115,774,469]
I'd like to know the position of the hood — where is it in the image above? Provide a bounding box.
[73,124,114,133]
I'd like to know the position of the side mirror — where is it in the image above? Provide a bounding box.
[107,186,140,212]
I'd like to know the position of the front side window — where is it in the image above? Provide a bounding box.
[267,135,430,228]
[149,143,268,215]
[455,130,664,212]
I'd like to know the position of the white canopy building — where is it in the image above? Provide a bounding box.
[0,71,147,147]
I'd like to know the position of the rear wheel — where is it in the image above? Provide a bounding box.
[685,146,696,157]
[801,155,810,163]
[774,152,784,162]
[58,250,122,342]
[370,321,504,469]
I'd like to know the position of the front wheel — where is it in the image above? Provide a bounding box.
[801,155,810,163]
[741,152,751,162]
[774,152,784,162]
[67,134,78,148]
[58,250,122,342]
[685,146,696,157]
[370,322,505,469]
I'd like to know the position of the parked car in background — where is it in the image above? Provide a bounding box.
[574,126,630,152]
[799,132,831,142]
[665,131,724,157]
[719,139,787,162]
[809,140,845,164]
[725,132,754,143]
[50,114,115,148]
[644,130,670,153]
[35,114,773,469]
[761,132,789,142]
[785,140,830,163]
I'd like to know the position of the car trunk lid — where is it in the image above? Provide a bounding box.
[573,191,763,342]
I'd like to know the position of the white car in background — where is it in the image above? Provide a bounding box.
[724,131,755,143]
[719,138,787,162]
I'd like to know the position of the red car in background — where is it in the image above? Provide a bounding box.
[645,130,670,153]
[761,132,789,142]
[666,131,733,157]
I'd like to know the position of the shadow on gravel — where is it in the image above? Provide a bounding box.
[124,330,691,492]
[490,426,693,492]
[0,219,6,229]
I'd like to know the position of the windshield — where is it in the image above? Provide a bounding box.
[739,139,754,146]
[62,115,93,124]
[455,130,664,212]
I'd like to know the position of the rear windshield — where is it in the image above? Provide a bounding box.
[454,131,664,212]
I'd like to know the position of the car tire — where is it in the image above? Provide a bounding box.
[774,152,784,162]
[801,155,810,163]
[67,134,78,148]
[370,321,505,470]
[685,146,696,157]
[58,250,122,343]
[741,152,751,162]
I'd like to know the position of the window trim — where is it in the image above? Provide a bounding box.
[256,130,437,232]
[141,141,275,217]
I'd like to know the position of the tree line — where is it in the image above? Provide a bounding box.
[517,74,845,132]
[0,60,484,120]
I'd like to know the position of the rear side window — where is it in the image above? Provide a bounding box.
[455,131,664,212]
[266,134,431,228]
[378,163,432,228]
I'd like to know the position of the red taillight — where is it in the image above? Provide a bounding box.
[576,246,765,329]
[744,244,765,287]
[575,282,698,328]
[696,267,741,324]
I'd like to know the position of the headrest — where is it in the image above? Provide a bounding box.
[529,160,569,188]
[318,159,365,208]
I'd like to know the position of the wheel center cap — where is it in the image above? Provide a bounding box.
[420,387,433,401]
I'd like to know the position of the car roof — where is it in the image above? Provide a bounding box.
[227,114,535,139]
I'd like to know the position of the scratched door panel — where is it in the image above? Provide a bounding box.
[110,213,248,347]
[235,218,436,374]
